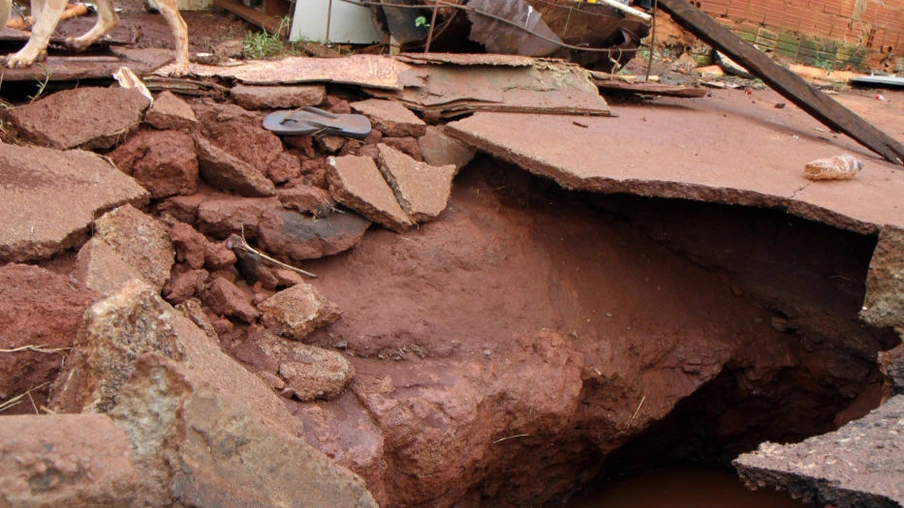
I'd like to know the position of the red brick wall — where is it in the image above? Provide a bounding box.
[695,0,903,71]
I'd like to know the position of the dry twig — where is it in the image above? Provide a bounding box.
[0,381,51,413]
[492,434,530,445]
[228,226,317,278]
[0,344,70,354]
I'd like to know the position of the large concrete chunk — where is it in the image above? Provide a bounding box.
[377,144,456,223]
[51,279,186,414]
[258,282,341,340]
[862,226,904,330]
[111,354,378,507]
[327,155,413,232]
[5,87,150,149]
[194,134,276,197]
[230,84,326,110]
[0,144,149,262]
[351,98,427,137]
[94,204,175,290]
[0,414,139,506]
[734,395,904,508]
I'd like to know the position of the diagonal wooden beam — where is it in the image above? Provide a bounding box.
[657,0,904,166]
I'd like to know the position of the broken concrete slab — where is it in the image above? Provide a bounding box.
[446,109,904,235]
[145,90,198,131]
[861,226,904,330]
[94,204,175,290]
[366,57,610,119]
[377,144,457,223]
[327,155,413,232]
[258,282,341,341]
[4,87,150,150]
[50,279,186,414]
[0,264,98,412]
[418,125,477,173]
[193,134,277,197]
[734,394,904,508]
[257,208,372,261]
[110,129,199,199]
[0,144,149,263]
[351,98,427,137]
[230,84,327,110]
[189,55,421,90]
[110,353,378,507]
[0,414,140,506]
[74,238,147,296]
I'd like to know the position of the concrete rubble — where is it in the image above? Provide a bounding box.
[230,83,327,110]
[144,90,198,131]
[4,87,150,150]
[1,50,904,508]
[735,395,904,508]
[0,144,149,263]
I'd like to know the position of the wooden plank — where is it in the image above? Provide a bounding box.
[213,0,285,35]
[657,0,904,166]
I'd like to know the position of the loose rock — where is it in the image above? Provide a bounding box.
[327,155,413,232]
[170,222,208,269]
[203,276,260,323]
[194,134,277,197]
[145,90,198,131]
[110,129,198,199]
[74,238,146,295]
[94,204,175,290]
[196,196,280,239]
[258,332,355,401]
[258,282,341,340]
[4,87,150,149]
[257,207,372,261]
[277,185,335,215]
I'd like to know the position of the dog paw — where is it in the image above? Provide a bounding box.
[63,36,91,52]
[5,48,46,69]
[167,60,191,77]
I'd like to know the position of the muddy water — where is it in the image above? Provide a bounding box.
[572,468,813,508]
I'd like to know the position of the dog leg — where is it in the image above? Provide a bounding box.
[153,0,190,76]
[65,0,118,51]
[0,0,11,30]
[6,0,65,68]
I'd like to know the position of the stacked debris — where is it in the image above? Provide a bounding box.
[369,0,650,71]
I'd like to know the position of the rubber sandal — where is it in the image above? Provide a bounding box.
[262,106,372,139]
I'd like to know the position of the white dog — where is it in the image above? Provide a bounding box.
[0,0,190,75]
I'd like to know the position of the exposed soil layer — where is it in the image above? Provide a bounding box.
[224,157,899,506]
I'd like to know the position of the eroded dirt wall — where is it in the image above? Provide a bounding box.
[223,157,898,507]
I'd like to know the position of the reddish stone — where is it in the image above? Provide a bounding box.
[170,222,208,269]
[203,277,260,323]
[111,130,198,199]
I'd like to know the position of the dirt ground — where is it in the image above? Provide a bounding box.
[1,4,904,507]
